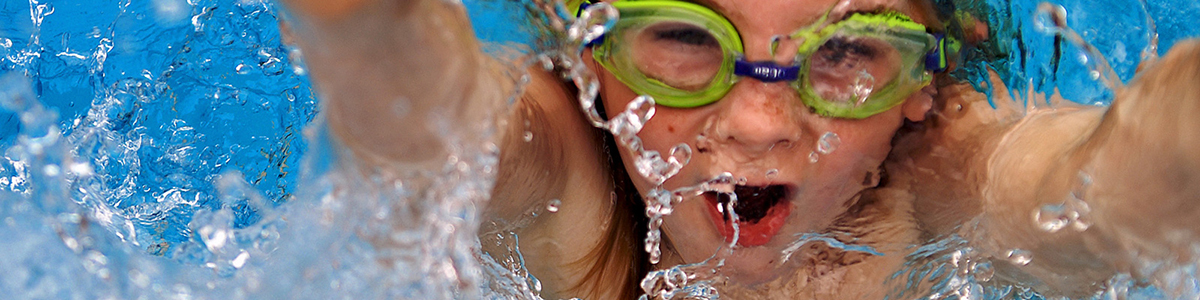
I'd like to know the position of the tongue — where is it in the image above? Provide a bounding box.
[705,186,792,247]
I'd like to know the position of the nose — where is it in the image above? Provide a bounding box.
[709,81,806,155]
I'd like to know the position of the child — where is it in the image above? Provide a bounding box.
[279,0,1200,298]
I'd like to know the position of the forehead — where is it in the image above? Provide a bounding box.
[683,0,928,28]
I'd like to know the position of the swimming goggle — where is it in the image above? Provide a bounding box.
[578,0,949,119]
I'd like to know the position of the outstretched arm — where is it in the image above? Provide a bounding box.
[277,2,633,298]
[279,0,509,167]
[899,40,1200,296]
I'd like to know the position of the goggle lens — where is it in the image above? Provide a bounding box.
[626,21,725,91]
[806,34,903,106]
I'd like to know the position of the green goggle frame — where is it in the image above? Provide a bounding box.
[576,0,950,119]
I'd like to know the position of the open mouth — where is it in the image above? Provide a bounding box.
[705,184,793,247]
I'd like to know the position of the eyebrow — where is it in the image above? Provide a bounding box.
[676,0,724,14]
[834,8,902,22]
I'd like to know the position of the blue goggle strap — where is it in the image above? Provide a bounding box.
[925,32,950,73]
[733,60,800,82]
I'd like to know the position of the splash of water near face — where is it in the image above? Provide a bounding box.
[553,3,748,298]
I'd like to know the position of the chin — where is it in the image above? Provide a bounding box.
[719,246,795,285]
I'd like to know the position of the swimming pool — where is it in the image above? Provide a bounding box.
[0,0,1197,298]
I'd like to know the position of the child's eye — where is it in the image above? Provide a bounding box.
[652,26,719,47]
[813,37,880,68]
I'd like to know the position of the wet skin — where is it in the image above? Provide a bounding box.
[590,0,935,284]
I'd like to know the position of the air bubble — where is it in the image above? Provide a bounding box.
[546,199,561,213]
[766,169,779,178]
[523,131,533,142]
[808,151,819,163]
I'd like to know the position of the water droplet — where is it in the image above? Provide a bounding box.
[235,63,250,75]
[1033,3,1068,34]
[1033,2,1123,91]
[606,96,655,147]
[668,143,691,166]
[43,164,61,176]
[808,151,819,163]
[199,225,228,251]
[392,97,410,117]
[1035,203,1070,233]
[1005,249,1033,266]
[817,132,841,155]
[634,151,667,184]
[546,199,561,213]
[67,162,93,176]
[260,57,284,76]
[570,2,618,45]
[230,251,250,268]
[523,131,533,142]
[973,261,995,282]
[769,35,785,57]
[852,70,875,106]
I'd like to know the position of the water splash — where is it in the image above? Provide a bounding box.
[888,234,1043,300]
[561,2,711,270]
[639,256,723,300]
[1033,171,1093,233]
[480,230,544,299]
[779,232,883,265]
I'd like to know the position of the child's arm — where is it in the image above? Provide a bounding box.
[904,40,1200,295]
[277,2,631,297]
[279,0,508,168]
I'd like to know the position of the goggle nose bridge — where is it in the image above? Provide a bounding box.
[733,60,800,83]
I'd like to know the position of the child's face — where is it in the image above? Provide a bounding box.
[593,0,934,283]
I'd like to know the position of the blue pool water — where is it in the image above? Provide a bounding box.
[0,0,1197,299]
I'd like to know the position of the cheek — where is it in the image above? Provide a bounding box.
[820,116,904,171]
[599,68,639,121]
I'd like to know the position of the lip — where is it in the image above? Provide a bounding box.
[703,185,794,247]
